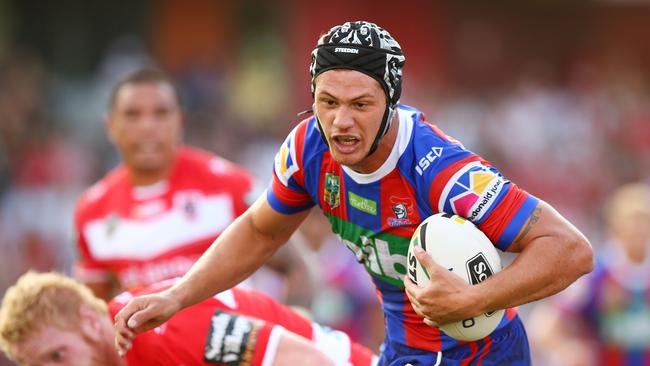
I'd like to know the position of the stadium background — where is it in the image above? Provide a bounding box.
[1,0,649,364]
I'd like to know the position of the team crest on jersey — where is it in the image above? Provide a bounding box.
[439,162,507,222]
[324,173,340,209]
[387,196,414,227]
[183,200,196,219]
[273,128,300,187]
[174,191,201,220]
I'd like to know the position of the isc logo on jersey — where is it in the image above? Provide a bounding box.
[439,162,507,222]
[274,128,300,186]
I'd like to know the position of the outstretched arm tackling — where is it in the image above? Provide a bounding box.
[114,194,309,351]
[405,200,594,325]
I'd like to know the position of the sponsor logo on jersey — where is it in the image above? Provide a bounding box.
[440,162,506,222]
[120,256,198,289]
[324,173,340,209]
[415,147,443,176]
[274,129,300,187]
[348,191,377,215]
[204,311,260,365]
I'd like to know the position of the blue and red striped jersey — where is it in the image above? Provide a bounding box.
[268,105,538,355]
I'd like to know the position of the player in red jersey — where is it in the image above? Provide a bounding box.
[0,272,377,366]
[74,69,309,302]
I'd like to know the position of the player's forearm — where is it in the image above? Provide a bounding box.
[472,232,592,314]
[169,212,284,309]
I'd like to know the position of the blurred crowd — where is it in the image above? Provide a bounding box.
[1,1,650,365]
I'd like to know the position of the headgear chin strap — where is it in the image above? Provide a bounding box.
[309,21,406,157]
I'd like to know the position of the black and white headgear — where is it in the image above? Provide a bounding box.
[309,21,406,156]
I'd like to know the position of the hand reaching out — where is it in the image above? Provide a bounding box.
[113,291,181,356]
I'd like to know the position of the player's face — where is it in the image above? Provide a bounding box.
[614,209,650,261]
[108,81,182,178]
[10,325,117,366]
[314,69,387,172]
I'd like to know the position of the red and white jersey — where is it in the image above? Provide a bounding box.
[75,146,255,290]
[109,279,377,366]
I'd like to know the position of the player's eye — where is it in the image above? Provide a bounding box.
[50,349,65,362]
[318,97,337,107]
[123,109,140,120]
[154,107,171,119]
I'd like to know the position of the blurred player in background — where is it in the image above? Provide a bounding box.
[529,182,650,366]
[74,69,311,303]
[0,272,376,366]
[115,21,593,365]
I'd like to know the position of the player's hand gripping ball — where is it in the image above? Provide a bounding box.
[407,213,505,341]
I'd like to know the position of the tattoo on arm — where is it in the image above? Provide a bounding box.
[515,206,542,243]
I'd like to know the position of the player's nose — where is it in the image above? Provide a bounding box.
[332,105,355,129]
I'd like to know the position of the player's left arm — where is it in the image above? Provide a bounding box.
[488,200,594,306]
[406,200,593,325]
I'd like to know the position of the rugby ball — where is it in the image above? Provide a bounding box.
[407,213,504,341]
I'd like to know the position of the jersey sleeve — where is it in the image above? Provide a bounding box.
[267,121,316,214]
[206,155,259,216]
[73,200,112,284]
[424,126,539,251]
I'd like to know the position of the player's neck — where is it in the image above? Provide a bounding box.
[350,115,399,174]
[128,164,174,186]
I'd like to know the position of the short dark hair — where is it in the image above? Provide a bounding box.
[108,68,182,110]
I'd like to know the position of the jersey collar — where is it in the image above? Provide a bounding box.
[342,107,414,184]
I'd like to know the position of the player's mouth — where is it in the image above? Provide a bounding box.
[332,135,360,154]
[135,142,161,154]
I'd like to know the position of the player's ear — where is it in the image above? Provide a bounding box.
[176,112,185,143]
[79,304,105,342]
[105,112,118,145]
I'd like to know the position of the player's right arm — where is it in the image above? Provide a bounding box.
[74,198,116,301]
[114,194,310,353]
[75,229,114,300]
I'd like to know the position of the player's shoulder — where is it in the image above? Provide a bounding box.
[399,105,462,149]
[178,146,253,182]
[274,116,328,184]
[283,116,328,161]
[76,164,128,216]
[396,105,472,176]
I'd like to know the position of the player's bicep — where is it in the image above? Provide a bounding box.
[509,200,577,253]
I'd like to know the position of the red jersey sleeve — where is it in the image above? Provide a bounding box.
[73,195,112,284]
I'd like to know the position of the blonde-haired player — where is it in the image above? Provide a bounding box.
[0,272,376,366]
